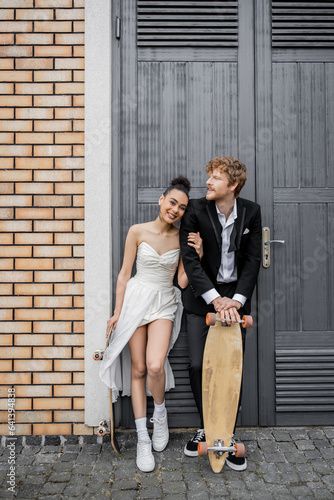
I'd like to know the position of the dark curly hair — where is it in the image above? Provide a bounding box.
[163,176,191,199]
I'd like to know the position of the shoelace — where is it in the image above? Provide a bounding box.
[138,440,152,457]
[149,416,167,437]
[192,429,205,443]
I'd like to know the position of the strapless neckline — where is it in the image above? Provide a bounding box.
[138,241,180,257]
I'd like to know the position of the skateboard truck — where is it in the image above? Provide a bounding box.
[198,440,246,459]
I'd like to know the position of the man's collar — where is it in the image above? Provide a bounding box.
[215,198,237,220]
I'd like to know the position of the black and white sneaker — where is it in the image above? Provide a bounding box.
[184,429,205,457]
[225,437,247,471]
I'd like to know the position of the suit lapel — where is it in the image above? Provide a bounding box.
[206,201,222,251]
[228,198,246,252]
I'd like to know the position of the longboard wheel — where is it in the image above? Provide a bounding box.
[198,441,208,456]
[205,313,217,326]
[241,315,253,329]
[234,442,246,457]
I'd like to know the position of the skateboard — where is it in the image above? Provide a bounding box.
[92,336,120,454]
[198,312,253,473]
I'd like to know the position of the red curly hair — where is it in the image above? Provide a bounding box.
[206,156,247,197]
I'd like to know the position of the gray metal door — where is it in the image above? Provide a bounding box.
[256,0,334,425]
[112,0,258,427]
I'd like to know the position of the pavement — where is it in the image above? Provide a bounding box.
[1,427,334,499]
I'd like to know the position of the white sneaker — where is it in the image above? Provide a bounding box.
[150,413,169,452]
[136,439,155,472]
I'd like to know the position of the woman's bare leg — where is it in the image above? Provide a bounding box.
[128,325,147,419]
[146,319,173,404]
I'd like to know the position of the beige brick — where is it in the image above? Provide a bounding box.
[0,233,13,244]
[1,423,32,434]
[0,333,12,345]
[16,58,53,70]
[0,194,31,206]
[16,9,54,21]
[34,346,71,358]
[55,232,83,244]
[15,283,52,295]
[0,270,32,282]
[34,397,72,410]
[54,410,83,422]
[16,157,53,169]
[33,423,71,434]
[0,83,14,95]
[15,257,53,270]
[55,132,83,144]
[0,109,14,119]
[35,20,72,32]
[0,120,32,132]
[16,33,53,45]
[16,410,52,423]
[0,33,14,44]
[0,309,12,320]
[0,360,12,371]
[72,170,84,182]
[54,308,83,320]
[54,333,83,346]
[0,157,14,167]
[14,334,53,346]
[34,169,71,182]
[55,207,84,219]
[34,245,71,257]
[15,233,53,244]
[0,183,14,194]
[0,372,31,384]
[16,182,53,194]
[34,95,71,107]
[34,45,71,57]
[55,257,83,269]
[35,0,72,5]
[55,82,84,94]
[0,70,33,83]
[73,398,83,410]
[15,359,52,371]
[34,145,71,157]
[0,21,32,32]
[16,107,53,120]
[0,346,32,358]
[0,296,32,308]
[73,145,84,157]
[72,371,83,383]
[34,296,72,308]
[0,207,13,219]
[0,321,31,333]
[54,283,83,295]
[73,296,83,308]
[55,107,84,119]
[33,372,71,384]
[34,195,71,207]
[0,59,14,70]
[55,182,83,194]
[74,45,84,57]
[15,309,53,321]
[55,157,83,169]
[73,70,84,82]
[73,95,84,107]
[75,270,83,282]
[35,69,71,82]
[33,321,71,333]
[56,33,84,44]
[0,46,33,57]
[16,208,53,219]
[15,385,51,397]
[72,196,83,206]
[16,132,54,144]
[0,95,32,107]
[0,10,14,21]
[35,270,73,282]
[54,358,83,371]
[74,0,84,6]
[2,0,34,6]
[34,220,71,231]
[73,345,83,357]
[16,83,53,95]
[0,284,12,295]
[35,120,71,132]
[73,21,84,33]
[56,8,84,20]
[55,58,84,70]
[0,246,31,257]
[54,385,83,397]
[73,423,93,436]
[73,120,84,132]
[0,145,32,157]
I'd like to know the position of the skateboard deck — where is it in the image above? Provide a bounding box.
[93,337,120,454]
[198,313,252,473]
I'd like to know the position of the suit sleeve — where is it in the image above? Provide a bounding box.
[235,205,262,299]
[180,202,216,297]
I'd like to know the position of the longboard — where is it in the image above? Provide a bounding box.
[93,337,120,454]
[198,313,252,473]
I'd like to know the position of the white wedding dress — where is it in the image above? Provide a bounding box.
[99,241,183,402]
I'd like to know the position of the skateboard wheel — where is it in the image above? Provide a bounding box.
[205,313,217,327]
[241,315,253,329]
[197,441,208,456]
[234,442,246,457]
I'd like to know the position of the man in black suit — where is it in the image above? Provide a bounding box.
[180,156,262,471]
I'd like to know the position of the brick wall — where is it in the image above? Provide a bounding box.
[0,0,89,435]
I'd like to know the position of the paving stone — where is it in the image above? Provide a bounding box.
[272,430,291,442]
[162,480,187,494]
[295,440,315,451]
[289,429,310,441]
[289,484,315,497]
[112,478,139,491]
[138,486,163,498]
[40,481,67,495]
[320,447,334,460]
[322,474,334,492]
[323,428,334,439]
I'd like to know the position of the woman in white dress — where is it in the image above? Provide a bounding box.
[99,176,203,472]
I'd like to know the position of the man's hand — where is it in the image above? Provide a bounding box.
[211,297,242,324]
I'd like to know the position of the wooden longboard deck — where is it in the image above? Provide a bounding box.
[202,321,243,473]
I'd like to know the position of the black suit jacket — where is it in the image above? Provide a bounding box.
[179,196,262,315]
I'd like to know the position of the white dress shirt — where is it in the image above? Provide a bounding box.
[201,200,247,307]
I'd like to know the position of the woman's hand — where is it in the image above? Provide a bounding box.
[187,232,203,259]
[105,313,119,339]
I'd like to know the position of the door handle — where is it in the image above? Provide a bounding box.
[262,227,285,268]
